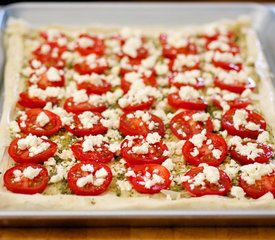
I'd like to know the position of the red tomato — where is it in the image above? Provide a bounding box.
[65,112,107,137]
[170,111,213,140]
[71,140,114,164]
[67,162,112,196]
[121,72,157,93]
[29,71,65,89]
[229,141,273,165]
[121,46,148,60]
[212,96,251,110]
[169,58,200,72]
[75,34,105,56]
[221,108,266,139]
[182,133,228,166]
[214,77,255,94]
[119,111,165,137]
[169,73,205,89]
[74,61,108,75]
[239,173,275,199]
[17,92,59,109]
[77,79,111,95]
[121,137,168,165]
[121,96,155,112]
[128,164,171,194]
[206,42,240,55]
[40,31,67,47]
[182,166,232,197]
[120,58,143,76]
[4,163,49,194]
[168,92,207,111]
[33,44,66,69]
[201,31,235,43]
[8,137,57,164]
[212,59,242,72]
[64,97,107,114]
[18,109,62,137]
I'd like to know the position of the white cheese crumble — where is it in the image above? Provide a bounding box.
[13,166,42,182]
[36,111,50,127]
[82,135,104,152]
[46,67,62,82]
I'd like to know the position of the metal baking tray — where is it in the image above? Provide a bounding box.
[1,2,275,227]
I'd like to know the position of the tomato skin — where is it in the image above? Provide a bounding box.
[214,77,255,94]
[18,109,62,137]
[77,79,111,95]
[229,141,273,165]
[71,140,114,164]
[239,173,275,199]
[168,92,207,111]
[29,72,65,90]
[75,34,105,56]
[221,108,266,139]
[182,167,232,197]
[74,62,108,75]
[119,112,165,137]
[128,164,171,194]
[65,113,107,137]
[67,162,112,196]
[64,97,107,114]
[212,59,242,72]
[169,74,205,89]
[18,92,48,109]
[182,133,228,167]
[212,97,251,110]
[121,96,155,112]
[170,111,213,140]
[4,164,49,194]
[121,137,168,165]
[8,138,57,164]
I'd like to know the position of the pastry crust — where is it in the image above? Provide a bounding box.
[1,17,275,210]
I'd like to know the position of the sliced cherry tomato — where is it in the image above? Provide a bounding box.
[229,141,273,165]
[77,79,111,95]
[170,111,213,140]
[212,59,242,72]
[29,71,65,90]
[40,31,67,48]
[128,164,171,194]
[71,140,114,163]
[121,46,148,61]
[119,111,165,137]
[169,73,205,89]
[221,108,266,139]
[201,31,235,43]
[64,97,107,114]
[120,58,143,76]
[67,162,112,196]
[214,77,255,94]
[182,133,228,166]
[182,166,231,197]
[4,163,49,194]
[169,58,200,72]
[206,41,240,55]
[18,92,55,109]
[240,172,275,199]
[65,112,107,137]
[121,136,168,165]
[75,34,105,56]
[121,96,155,112]
[8,137,57,164]
[18,109,62,137]
[212,96,251,110]
[168,92,207,110]
[74,61,108,75]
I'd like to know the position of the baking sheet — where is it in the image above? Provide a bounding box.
[1,2,275,227]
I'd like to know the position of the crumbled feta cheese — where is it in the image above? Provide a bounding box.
[36,111,50,127]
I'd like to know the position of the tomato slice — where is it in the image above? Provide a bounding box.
[119,111,165,137]
[64,97,107,114]
[76,79,111,95]
[170,111,213,140]
[214,77,255,94]
[74,62,108,75]
[71,140,114,163]
[240,172,275,199]
[168,92,207,111]
[169,58,200,72]
[40,31,67,47]
[221,108,266,139]
[128,164,171,194]
[212,96,251,110]
[169,73,205,89]
[18,92,49,109]
[67,162,112,196]
[8,137,57,164]
[121,136,168,165]
[18,109,62,137]
[212,59,242,72]
[206,41,240,55]
[121,96,155,112]
[229,140,273,165]
[182,166,231,197]
[4,163,49,194]
[201,31,235,43]
[75,34,105,56]
[182,133,228,166]
[65,112,107,137]
[29,71,65,90]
